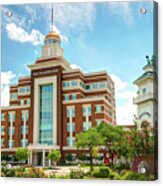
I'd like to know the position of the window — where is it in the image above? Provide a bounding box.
[21,126,28,134]
[72,94,77,100]
[26,99,30,106]
[142,88,146,94]
[63,82,70,88]
[71,81,78,87]
[1,126,4,133]
[82,107,86,116]
[85,84,90,90]
[19,86,30,94]
[67,108,70,118]
[72,137,76,146]
[8,140,14,147]
[83,122,92,131]
[65,95,69,101]
[0,139,4,147]
[67,123,70,132]
[67,137,70,146]
[72,123,76,132]
[8,112,15,122]
[21,139,28,147]
[72,107,75,117]
[92,83,98,89]
[21,111,29,121]
[1,113,5,121]
[8,127,15,135]
[88,106,92,116]
[20,100,24,105]
[11,93,18,100]
[96,105,102,113]
[99,82,106,89]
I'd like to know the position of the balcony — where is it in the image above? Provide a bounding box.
[133,92,154,104]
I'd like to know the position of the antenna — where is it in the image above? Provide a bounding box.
[51,5,54,31]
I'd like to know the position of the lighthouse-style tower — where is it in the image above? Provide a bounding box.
[133,55,158,128]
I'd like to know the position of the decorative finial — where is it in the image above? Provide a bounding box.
[146,55,150,65]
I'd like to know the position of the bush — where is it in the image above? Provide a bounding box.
[69,170,84,179]
[121,171,154,181]
[1,166,16,177]
[109,171,121,180]
[91,167,109,178]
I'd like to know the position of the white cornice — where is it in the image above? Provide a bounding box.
[1,105,30,110]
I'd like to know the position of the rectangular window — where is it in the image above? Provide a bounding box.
[72,123,76,132]
[96,105,102,113]
[8,127,15,135]
[83,122,92,131]
[8,140,14,147]
[99,82,106,89]
[65,95,69,101]
[20,100,24,105]
[71,81,78,87]
[1,113,5,121]
[85,84,90,90]
[26,99,30,105]
[82,107,86,116]
[21,139,28,147]
[67,137,70,146]
[72,137,76,146]
[88,106,92,116]
[21,126,28,134]
[19,86,30,94]
[63,81,70,88]
[21,111,29,121]
[1,126,5,133]
[92,83,98,89]
[72,94,77,100]
[11,93,18,100]
[67,108,70,118]
[8,112,15,122]
[72,107,75,117]
[67,123,70,132]
[26,86,30,93]
[0,139,4,147]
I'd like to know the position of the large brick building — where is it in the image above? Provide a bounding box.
[1,30,116,166]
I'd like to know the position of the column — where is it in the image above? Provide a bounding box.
[42,149,45,167]
[70,108,73,147]
[23,111,27,147]
[9,112,14,149]
[48,149,51,167]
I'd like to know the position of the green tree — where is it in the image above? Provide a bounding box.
[96,123,126,166]
[76,128,104,171]
[15,148,30,164]
[48,150,61,167]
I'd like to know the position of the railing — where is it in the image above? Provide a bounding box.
[133,92,155,104]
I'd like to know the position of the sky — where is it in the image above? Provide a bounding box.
[1,1,154,124]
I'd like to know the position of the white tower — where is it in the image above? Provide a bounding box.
[133,55,158,128]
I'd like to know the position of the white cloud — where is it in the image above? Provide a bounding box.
[40,3,96,32]
[107,2,134,26]
[52,25,69,43]
[5,23,44,45]
[70,63,82,70]
[1,71,16,107]
[111,73,136,125]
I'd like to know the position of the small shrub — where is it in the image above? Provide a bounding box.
[122,171,154,181]
[69,170,84,179]
[109,171,121,180]
[1,167,15,177]
[91,167,109,178]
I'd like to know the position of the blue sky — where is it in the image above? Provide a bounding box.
[1,1,154,124]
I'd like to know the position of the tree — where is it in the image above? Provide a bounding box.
[15,148,30,164]
[76,128,104,171]
[96,123,126,166]
[48,150,61,167]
